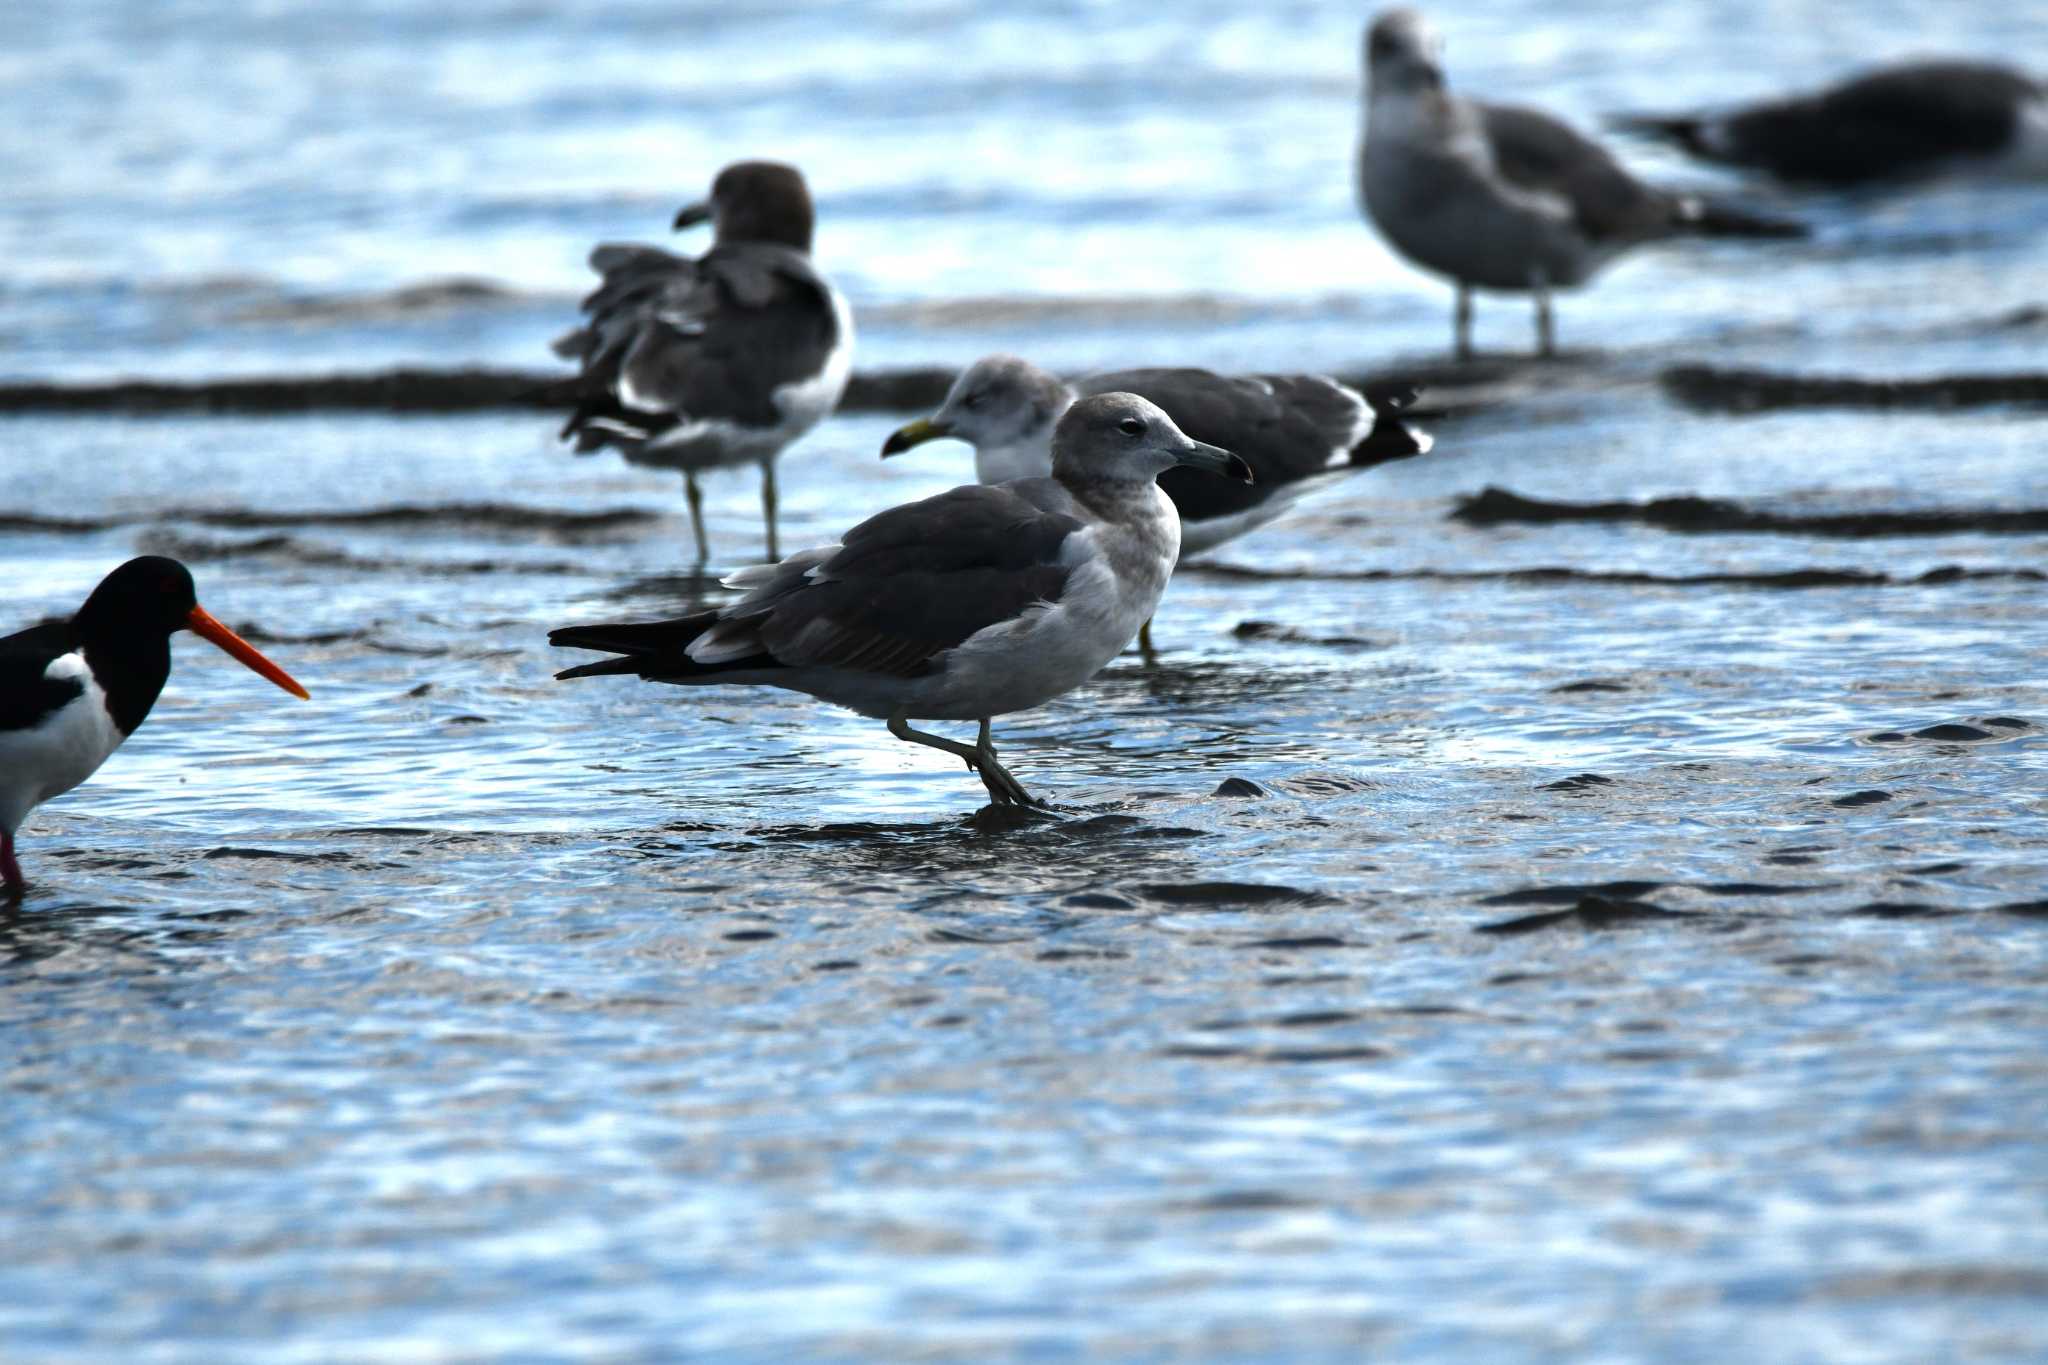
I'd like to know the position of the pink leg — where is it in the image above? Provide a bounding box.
[1,828,22,896]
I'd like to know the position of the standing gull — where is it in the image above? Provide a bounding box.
[1612,60,2048,187]
[881,354,1433,655]
[552,160,853,564]
[549,394,1253,810]
[1358,8,1805,359]
[1,558,310,896]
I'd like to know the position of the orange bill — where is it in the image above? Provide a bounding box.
[186,605,312,700]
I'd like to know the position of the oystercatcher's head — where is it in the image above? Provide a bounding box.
[77,557,310,699]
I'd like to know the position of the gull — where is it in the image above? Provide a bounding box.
[1358,8,1805,359]
[1,557,310,897]
[880,354,1432,656]
[1612,60,2048,187]
[549,393,1253,810]
[551,160,854,564]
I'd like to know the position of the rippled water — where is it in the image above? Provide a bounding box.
[6,1,2048,1359]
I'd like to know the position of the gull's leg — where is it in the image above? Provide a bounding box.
[2,828,22,897]
[683,471,708,567]
[1454,282,1474,362]
[1531,270,1556,357]
[760,458,780,563]
[888,711,1044,809]
[1137,618,1158,666]
[969,718,1039,808]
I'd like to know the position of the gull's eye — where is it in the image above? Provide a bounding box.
[1118,417,1145,437]
[962,392,984,409]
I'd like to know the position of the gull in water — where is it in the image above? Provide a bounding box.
[550,393,1253,810]
[1612,59,2048,187]
[1,558,309,897]
[551,160,854,564]
[1358,8,1805,359]
[881,354,1432,655]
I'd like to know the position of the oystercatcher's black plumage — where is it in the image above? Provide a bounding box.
[0,557,309,895]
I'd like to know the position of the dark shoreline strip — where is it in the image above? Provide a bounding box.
[1452,487,2048,537]
[1663,364,2048,414]
[0,364,1462,420]
[1190,563,2041,589]
[0,366,962,418]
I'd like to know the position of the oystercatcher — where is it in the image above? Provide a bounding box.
[551,160,855,565]
[1,557,310,895]
[551,394,1251,810]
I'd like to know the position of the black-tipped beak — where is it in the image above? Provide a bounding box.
[881,416,952,458]
[673,201,712,232]
[1175,440,1254,485]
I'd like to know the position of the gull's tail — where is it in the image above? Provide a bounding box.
[550,613,730,681]
[1349,382,1435,469]
[1611,112,1718,160]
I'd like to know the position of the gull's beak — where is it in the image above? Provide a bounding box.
[1174,440,1255,485]
[881,416,953,458]
[185,605,311,700]
[672,200,712,232]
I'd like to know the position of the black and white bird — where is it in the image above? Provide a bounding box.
[551,160,854,565]
[1,557,310,896]
[880,354,1432,655]
[1612,60,2048,187]
[550,393,1253,810]
[1358,8,1805,359]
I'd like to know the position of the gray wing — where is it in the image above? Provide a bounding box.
[555,240,843,450]
[1481,102,1676,243]
[1078,368,1366,524]
[700,484,1086,678]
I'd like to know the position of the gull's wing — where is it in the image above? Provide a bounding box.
[552,483,1086,683]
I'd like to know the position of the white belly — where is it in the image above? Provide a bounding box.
[0,655,127,834]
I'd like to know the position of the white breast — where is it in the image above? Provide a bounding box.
[772,285,856,435]
[0,654,128,834]
[974,438,1054,486]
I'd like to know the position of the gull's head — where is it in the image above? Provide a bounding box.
[1365,9,1446,97]
[881,354,1073,458]
[673,160,815,252]
[1051,393,1253,489]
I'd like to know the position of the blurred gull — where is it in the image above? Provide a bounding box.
[551,161,853,564]
[550,394,1253,810]
[1358,8,1805,358]
[1612,60,2048,187]
[881,355,1433,655]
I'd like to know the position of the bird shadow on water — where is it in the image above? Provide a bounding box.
[691,800,1216,908]
[580,569,731,609]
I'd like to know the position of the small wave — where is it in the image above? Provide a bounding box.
[136,529,592,576]
[6,502,654,539]
[222,277,548,324]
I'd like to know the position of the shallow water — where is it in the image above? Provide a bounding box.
[6,1,2048,1360]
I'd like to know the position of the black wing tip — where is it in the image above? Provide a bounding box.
[1362,381,1422,416]
[1608,112,1704,148]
